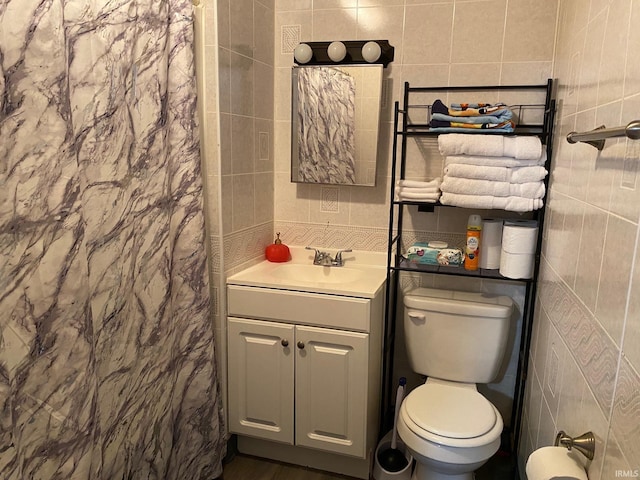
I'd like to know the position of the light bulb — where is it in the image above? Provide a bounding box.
[362,41,381,63]
[327,41,347,62]
[294,43,313,64]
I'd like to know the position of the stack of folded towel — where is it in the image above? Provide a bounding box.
[395,178,442,203]
[429,99,515,133]
[438,134,547,212]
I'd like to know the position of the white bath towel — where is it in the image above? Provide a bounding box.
[444,153,547,167]
[444,163,548,183]
[440,192,543,212]
[397,178,442,188]
[438,134,543,160]
[395,187,441,201]
[440,177,546,199]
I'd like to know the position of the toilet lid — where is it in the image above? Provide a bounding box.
[405,384,497,439]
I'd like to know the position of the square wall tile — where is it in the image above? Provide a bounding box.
[624,235,640,374]
[624,1,640,96]
[231,115,255,174]
[254,62,274,120]
[232,174,256,231]
[610,94,640,223]
[573,204,607,313]
[311,9,358,41]
[255,172,274,224]
[610,358,640,477]
[230,0,254,57]
[577,11,605,113]
[403,4,454,65]
[229,52,254,116]
[254,0,275,65]
[503,0,558,62]
[597,0,631,105]
[595,214,636,347]
[451,0,506,64]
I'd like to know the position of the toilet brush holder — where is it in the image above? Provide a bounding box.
[373,431,413,480]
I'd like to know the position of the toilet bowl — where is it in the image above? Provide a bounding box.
[398,288,514,480]
[397,379,503,480]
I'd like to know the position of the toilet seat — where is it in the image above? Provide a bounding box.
[401,383,502,449]
[405,383,497,439]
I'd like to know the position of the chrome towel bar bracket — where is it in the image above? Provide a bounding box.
[567,120,640,150]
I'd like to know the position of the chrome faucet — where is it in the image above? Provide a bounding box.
[305,247,353,267]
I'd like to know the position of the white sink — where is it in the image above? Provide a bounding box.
[227,246,387,298]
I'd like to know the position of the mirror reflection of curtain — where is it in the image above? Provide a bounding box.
[0,0,224,478]
[297,68,356,184]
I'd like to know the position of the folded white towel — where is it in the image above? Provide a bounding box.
[444,163,548,183]
[438,134,543,160]
[440,177,545,199]
[395,188,441,201]
[395,186,440,195]
[444,153,547,167]
[440,192,543,212]
[397,178,442,188]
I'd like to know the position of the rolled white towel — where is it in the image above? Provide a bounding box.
[395,188,441,201]
[395,186,440,194]
[438,134,543,160]
[444,153,547,167]
[440,192,543,212]
[444,163,548,183]
[397,178,442,188]
[440,177,545,199]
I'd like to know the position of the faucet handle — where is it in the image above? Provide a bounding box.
[334,249,353,266]
[305,246,326,265]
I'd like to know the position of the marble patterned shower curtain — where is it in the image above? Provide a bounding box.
[0,0,225,479]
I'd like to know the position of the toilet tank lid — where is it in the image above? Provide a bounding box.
[403,287,513,318]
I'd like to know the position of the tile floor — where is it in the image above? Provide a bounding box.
[220,451,517,480]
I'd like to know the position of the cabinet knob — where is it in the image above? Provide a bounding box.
[281,339,289,347]
[297,341,305,349]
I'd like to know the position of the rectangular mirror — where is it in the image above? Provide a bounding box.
[291,65,383,186]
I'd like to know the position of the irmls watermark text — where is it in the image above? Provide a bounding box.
[615,470,639,478]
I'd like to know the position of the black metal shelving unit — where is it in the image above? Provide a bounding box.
[381,80,556,458]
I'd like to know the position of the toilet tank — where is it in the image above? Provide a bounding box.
[403,287,514,383]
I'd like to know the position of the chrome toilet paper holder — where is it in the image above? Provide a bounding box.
[555,431,595,461]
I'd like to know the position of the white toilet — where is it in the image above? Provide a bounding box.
[397,287,514,480]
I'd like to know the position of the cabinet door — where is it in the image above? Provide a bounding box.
[227,317,294,444]
[295,325,369,457]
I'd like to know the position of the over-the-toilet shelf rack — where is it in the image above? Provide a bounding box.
[381,80,556,461]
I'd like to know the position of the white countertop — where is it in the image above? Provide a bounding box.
[226,246,387,298]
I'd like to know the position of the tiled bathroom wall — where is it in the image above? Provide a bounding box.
[519,0,640,478]
[273,0,558,249]
[272,0,558,434]
[200,0,277,433]
[217,0,276,273]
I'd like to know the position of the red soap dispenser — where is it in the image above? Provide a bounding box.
[265,232,291,263]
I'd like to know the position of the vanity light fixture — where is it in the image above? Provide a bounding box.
[292,40,395,67]
[293,43,313,64]
[327,41,347,62]
[362,41,382,63]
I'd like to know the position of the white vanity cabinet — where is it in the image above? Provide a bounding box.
[227,317,368,457]
[226,252,386,480]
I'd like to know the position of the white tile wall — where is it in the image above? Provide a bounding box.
[520,1,640,477]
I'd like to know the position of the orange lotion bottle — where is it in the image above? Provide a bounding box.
[465,215,482,271]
